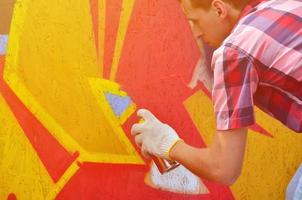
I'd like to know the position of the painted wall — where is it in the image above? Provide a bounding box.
[0,0,301,199]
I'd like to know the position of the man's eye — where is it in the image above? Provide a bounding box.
[188,19,197,24]
[188,20,198,27]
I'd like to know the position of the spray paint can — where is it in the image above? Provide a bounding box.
[151,155,180,174]
[138,119,180,174]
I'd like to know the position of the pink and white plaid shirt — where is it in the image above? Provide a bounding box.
[212,0,302,132]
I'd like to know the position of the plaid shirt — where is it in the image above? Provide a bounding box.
[212,0,302,132]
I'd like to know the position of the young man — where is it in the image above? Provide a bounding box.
[131,0,302,187]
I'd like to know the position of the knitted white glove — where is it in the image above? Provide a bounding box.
[131,109,182,160]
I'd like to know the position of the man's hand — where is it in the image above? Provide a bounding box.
[131,109,182,160]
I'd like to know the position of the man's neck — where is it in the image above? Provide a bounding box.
[239,0,267,19]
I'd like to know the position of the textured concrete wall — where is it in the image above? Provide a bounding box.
[0,0,301,199]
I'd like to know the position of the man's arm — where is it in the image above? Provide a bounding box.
[169,128,248,185]
[131,109,248,185]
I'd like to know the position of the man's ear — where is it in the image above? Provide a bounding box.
[211,0,228,18]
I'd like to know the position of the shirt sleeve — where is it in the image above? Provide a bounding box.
[212,45,259,130]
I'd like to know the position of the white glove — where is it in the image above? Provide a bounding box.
[131,109,182,160]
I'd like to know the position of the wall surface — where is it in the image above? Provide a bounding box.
[0,0,301,199]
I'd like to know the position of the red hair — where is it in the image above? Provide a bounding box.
[179,0,250,10]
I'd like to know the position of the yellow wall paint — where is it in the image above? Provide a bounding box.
[5,0,141,157]
[232,109,302,200]
[0,94,54,199]
[0,92,82,199]
[97,0,105,76]
[183,90,215,146]
[184,90,302,199]
[1,1,144,198]
[109,0,135,81]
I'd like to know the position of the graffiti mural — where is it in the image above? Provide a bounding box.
[0,0,301,199]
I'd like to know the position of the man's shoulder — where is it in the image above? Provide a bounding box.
[236,0,302,33]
